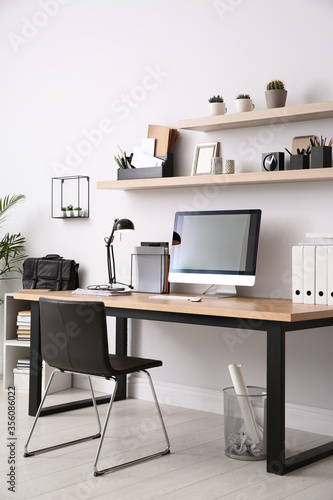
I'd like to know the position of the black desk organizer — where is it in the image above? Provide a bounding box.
[290,155,309,170]
[311,146,332,169]
[117,153,173,180]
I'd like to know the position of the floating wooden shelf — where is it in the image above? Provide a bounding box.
[97,168,333,191]
[97,101,333,191]
[178,101,333,132]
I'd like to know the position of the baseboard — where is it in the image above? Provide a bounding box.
[128,376,333,437]
[128,376,224,414]
[284,402,333,437]
[72,375,333,437]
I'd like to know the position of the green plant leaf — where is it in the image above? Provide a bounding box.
[0,195,27,304]
[0,233,27,280]
[0,194,25,226]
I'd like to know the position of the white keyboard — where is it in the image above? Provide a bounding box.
[149,295,202,302]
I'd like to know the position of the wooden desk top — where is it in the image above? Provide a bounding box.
[13,289,333,323]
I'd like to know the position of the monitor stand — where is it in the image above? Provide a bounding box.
[202,285,237,299]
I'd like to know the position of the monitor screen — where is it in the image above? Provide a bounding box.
[169,209,261,296]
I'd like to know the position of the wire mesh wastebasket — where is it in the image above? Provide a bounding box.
[223,386,267,461]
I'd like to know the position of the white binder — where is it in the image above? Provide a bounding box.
[328,247,333,305]
[303,245,315,304]
[292,245,303,303]
[315,246,328,305]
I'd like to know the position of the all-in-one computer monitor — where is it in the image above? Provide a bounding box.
[169,209,261,297]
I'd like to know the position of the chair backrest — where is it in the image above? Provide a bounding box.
[39,298,113,377]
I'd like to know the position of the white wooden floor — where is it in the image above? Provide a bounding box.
[1,386,333,500]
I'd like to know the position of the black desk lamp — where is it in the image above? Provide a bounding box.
[104,218,135,290]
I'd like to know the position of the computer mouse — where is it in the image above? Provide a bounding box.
[189,296,202,302]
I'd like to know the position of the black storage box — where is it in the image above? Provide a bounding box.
[117,153,173,180]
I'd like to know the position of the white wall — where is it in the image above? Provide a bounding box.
[1,0,333,411]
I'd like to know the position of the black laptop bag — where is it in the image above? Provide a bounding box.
[22,254,79,291]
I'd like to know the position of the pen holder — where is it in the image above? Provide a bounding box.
[290,154,309,170]
[223,386,267,461]
[311,146,332,169]
[117,153,173,180]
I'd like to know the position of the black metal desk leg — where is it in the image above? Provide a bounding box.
[115,316,128,400]
[28,302,42,416]
[267,320,333,474]
[266,322,286,475]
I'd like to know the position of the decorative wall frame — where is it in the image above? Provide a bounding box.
[51,176,90,218]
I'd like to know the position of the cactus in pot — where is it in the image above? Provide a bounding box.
[265,80,287,108]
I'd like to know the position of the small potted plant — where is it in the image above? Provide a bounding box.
[208,95,227,116]
[61,207,67,218]
[74,206,82,217]
[66,204,74,217]
[265,80,287,109]
[235,94,255,113]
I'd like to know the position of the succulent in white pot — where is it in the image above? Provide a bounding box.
[66,204,74,217]
[235,94,255,113]
[74,206,82,217]
[208,95,227,116]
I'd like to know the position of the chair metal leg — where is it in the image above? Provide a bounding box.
[145,370,170,453]
[93,377,118,475]
[94,371,170,476]
[24,370,101,457]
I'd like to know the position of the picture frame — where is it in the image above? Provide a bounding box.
[191,142,219,175]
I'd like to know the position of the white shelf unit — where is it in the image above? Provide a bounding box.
[3,293,71,392]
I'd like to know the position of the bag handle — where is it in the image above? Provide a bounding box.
[42,254,63,260]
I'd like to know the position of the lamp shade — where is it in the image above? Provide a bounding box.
[114,218,135,232]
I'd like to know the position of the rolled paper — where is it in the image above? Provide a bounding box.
[228,363,260,443]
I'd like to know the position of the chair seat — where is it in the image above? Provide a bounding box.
[49,354,162,378]
[107,354,162,375]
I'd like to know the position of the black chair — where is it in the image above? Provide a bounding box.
[24,298,170,476]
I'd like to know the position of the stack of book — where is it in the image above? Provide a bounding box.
[13,357,30,392]
[16,310,31,341]
[15,357,30,371]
